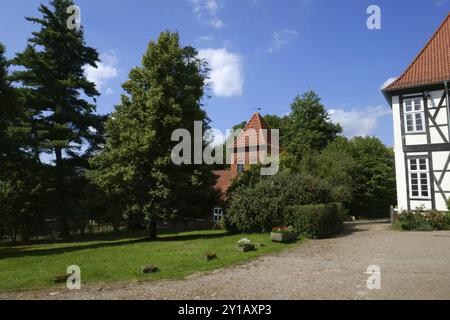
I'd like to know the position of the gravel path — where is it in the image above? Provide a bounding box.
[2,222,450,300]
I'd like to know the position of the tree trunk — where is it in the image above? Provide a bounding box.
[149,217,158,240]
[55,147,69,238]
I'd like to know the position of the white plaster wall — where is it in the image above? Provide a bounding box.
[410,200,433,210]
[405,134,428,145]
[392,96,408,210]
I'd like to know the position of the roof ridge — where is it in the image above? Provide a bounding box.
[386,12,450,91]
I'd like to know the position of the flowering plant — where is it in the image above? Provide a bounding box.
[237,238,252,247]
[272,226,295,234]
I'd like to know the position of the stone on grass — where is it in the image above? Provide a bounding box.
[141,265,159,274]
[53,274,70,284]
[236,244,255,252]
[204,252,217,261]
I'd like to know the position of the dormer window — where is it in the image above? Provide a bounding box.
[404,98,425,133]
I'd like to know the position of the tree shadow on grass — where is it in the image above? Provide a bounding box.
[0,231,233,260]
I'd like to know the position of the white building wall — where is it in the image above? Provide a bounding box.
[394,89,450,212]
[392,96,408,211]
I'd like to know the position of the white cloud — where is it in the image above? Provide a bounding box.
[268,29,299,53]
[190,0,225,29]
[381,77,397,90]
[198,48,244,97]
[196,35,214,43]
[329,106,391,138]
[105,87,115,96]
[85,51,118,93]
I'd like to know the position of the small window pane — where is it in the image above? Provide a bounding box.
[414,99,422,111]
[419,160,427,170]
[405,101,413,112]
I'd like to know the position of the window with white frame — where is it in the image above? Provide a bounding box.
[408,158,430,199]
[213,208,224,222]
[404,98,425,133]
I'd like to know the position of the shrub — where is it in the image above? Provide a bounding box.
[395,210,449,231]
[225,172,333,233]
[285,203,345,239]
[396,211,426,230]
[424,211,448,230]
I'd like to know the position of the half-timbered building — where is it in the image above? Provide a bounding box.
[383,13,450,211]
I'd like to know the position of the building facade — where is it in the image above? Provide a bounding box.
[383,13,450,211]
[212,112,277,222]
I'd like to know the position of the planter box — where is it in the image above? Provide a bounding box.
[236,244,255,252]
[271,232,298,243]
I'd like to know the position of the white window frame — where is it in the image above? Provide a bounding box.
[408,158,431,200]
[213,208,224,222]
[404,97,425,133]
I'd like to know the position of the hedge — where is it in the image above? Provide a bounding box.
[224,172,333,233]
[395,210,450,231]
[285,203,345,239]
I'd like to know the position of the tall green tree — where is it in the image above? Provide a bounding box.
[294,137,355,203]
[93,31,218,239]
[10,0,104,236]
[284,91,342,158]
[0,43,44,243]
[346,136,396,218]
[0,43,20,158]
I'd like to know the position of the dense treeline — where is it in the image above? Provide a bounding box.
[227,92,396,219]
[0,0,218,242]
[1,0,396,243]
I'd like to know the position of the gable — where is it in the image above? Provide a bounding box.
[234,112,271,147]
[385,13,450,92]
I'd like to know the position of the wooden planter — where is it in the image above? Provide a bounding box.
[271,232,298,243]
[236,244,255,252]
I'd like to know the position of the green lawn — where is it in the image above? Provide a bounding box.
[0,230,303,292]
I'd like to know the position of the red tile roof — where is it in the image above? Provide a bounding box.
[213,170,233,201]
[385,13,450,91]
[234,112,271,147]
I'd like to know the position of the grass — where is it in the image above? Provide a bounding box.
[0,230,303,292]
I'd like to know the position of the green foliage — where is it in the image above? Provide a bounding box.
[345,137,396,218]
[284,91,342,158]
[0,43,45,243]
[10,0,105,236]
[287,136,396,218]
[92,31,219,238]
[225,172,333,233]
[285,203,345,239]
[395,210,450,231]
[292,137,355,203]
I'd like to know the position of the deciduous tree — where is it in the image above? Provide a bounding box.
[93,32,218,239]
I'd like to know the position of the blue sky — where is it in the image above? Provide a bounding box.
[1,0,449,147]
